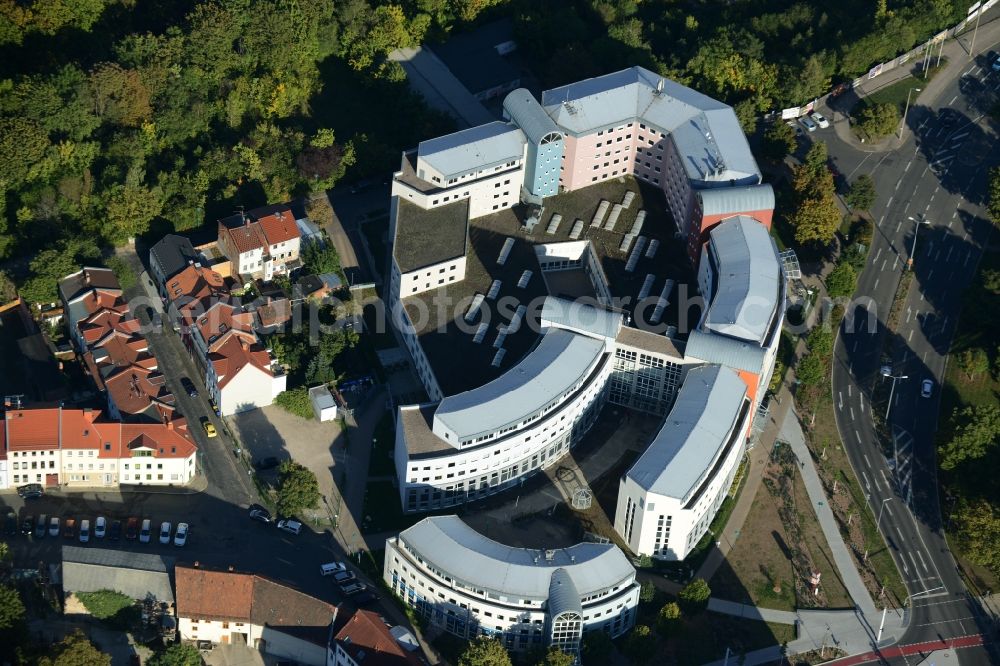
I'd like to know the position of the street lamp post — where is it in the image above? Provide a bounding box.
[906,215,931,270]
[970,1,983,57]
[877,497,893,531]
[882,367,909,421]
[898,87,922,139]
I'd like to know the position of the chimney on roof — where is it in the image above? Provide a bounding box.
[84,271,91,285]
[194,561,200,568]
[228,565,235,572]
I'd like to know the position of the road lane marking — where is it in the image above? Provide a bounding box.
[893,257,899,270]
[909,552,920,578]
[896,220,902,233]
[875,247,882,261]
[881,469,892,489]
[859,396,865,413]
[874,277,880,289]
[964,251,971,266]
[879,215,885,225]
[855,430,862,444]
[895,180,901,191]
[848,385,852,397]
[928,268,934,280]
[947,247,953,261]
[917,549,928,572]
[862,470,871,490]
[951,131,970,141]
[949,94,958,104]
[881,258,887,271]
[923,351,928,362]
[838,392,843,410]
[887,195,894,207]
[906,307,912,323]
[864,453,872,468]
[905,159,912,172]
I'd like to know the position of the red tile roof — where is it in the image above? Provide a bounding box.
[175,565,337,646]
[166,264,227,303]
[103,366,175,422]
[219,218,267,256]
[209,335,276,389]
[256,209,299,246]
[2,407,195,459]
[335,610,425,666]
[194,302,256,351]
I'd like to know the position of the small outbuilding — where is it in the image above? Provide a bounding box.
[309,385,338,422]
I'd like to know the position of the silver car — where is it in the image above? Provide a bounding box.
[799,115,818,132]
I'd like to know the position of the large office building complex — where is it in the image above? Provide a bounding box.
[384,516,639,660]
[384,66,786,563]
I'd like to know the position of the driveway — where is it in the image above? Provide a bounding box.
[229,405,346,521]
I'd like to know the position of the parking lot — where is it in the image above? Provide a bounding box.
[0,488,383,615]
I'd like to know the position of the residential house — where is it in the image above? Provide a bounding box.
[149,235,201,297]
[206,333,286,416]
[58,267,125,351]
[330,609,425,666]
[175,564,338,665]
[217,206,302,281]
[1,406,197,489]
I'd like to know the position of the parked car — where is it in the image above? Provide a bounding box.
[48,516,60,537]
[79,519,91,543]
[248,504,272,524]
[921,379,934,398]
[202,420,217,438]
[17,483,43,499]
[63,518,77,539]
[36,515,48,538]
[139,519,152,543]
[333,571,356,584]
[159,522,172,545]
[254,457,280,470]
[810,111,830,128]
[321,562,347,576]
[353,590,377,605]
[180,377,198,398]
[276,519,302,535]
[991,51,1000,72]
[125,517,139,540]
[785,119,804,136]
[340,582,366,596]
[3,512,15,537]
[798,115,818,132]
[174,523,189,547]
[110,519,122,540]
[94,516,107,539]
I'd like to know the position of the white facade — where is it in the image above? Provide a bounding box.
[394,255,468,299]
[396,327,612,513]
[6,449,61,487]
[614,365,751,561]
[393,166,523,221]
[208,362,287,416]
[385,517,639,658]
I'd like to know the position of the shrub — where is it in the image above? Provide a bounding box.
[77,590,132,620]
[274,387,314,419]
[857,102,900,139]
[678,578,711,615]
[825,261,857,298]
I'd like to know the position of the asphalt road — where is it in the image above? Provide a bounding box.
[823,50,1000,663]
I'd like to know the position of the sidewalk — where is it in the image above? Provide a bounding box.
[821,11,1000,153]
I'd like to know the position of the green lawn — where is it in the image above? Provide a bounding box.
[862,59,947,114]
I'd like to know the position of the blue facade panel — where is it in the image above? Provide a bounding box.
[526,139,564,198]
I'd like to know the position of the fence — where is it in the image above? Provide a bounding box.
[779,1,998,119]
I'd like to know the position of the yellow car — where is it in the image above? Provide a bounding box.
[202,421,217,438]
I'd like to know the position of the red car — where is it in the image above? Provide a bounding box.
[125,517,140,540]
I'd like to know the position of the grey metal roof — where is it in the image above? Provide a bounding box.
[418,121,526,181]
[548,568,583,617]
[626,365,747,501]
[504,89,562,145]
[540,67,759,185]
[698,184,775,217]
[308,385,336,410]
[149,234,199,282]
[540,297,622,341]
[683,330,766,375]
[433,328,605,441]
[703,216,781,344]
[396,516,635,601]
[62,546,175,604]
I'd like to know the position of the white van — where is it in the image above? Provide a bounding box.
[277,519,302,535]
[79,520,90,543]
[320,562,347,576]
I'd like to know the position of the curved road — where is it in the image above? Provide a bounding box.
[824,46,1000,664]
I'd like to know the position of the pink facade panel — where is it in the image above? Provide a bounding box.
[559,124,640,192]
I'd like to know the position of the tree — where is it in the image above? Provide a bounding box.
[790,192,842,245]
[678,578,712,615]
[302,242,342,276]
[981,268,1000,294]
[147,643,202,666]
[656,601,683,636]
[457,636,512,666]
[639,581,656,603]
[77,590,133,620]
[18,236,101,306]
[0,271,17,305]
[956,348,990,380]
[845,174,877,210]
[276,461,321,517]
[806,325,834,357]
[795,352,826,387]
[761,121,797,163]
[581,630,614,662]
[857,102,900,140]
[0,584,25,630]
[38,629,111,666]
[825,262,857,298]
[622,624,657,665]
[954,499,1000,576]
[988,167,1000,226]
[534,646,574,666]
[103,181,164,244]
[939,403,1000,471]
